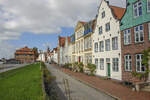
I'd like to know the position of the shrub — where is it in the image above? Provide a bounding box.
[78,62,84,73]
[86,63,96,75]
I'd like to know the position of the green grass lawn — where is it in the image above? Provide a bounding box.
[0,63,44,100]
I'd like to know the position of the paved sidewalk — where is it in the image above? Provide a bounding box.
[52,64,150,100]
[47,64,115,100]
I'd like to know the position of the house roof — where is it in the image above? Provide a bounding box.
[58,36,71,47]
[15,46,34,55]
[79,21,87,25]
[110,5,126,20]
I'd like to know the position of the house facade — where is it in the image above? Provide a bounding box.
[64,37,71,64]
[74,21,86,63]
[15,46,36,63]
[120,0,150,83]
[92,0,126,81]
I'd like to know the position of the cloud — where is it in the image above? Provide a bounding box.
[0,41,16,59]
[0,0,126,58]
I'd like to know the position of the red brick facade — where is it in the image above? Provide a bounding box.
[121,22,150,83]
[15,46,36,63]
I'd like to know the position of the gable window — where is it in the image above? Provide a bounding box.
[94,42,98,52]
[124,55,132,71]
[105,39,110,51]
[147,0,150,12]
[99,26,103,34]
[102,11,105,18]
[112,58,119,72]
[100,58,104,70]
[134,25,144,43]
[124,29,131,45]
[95,58,98,69]
[133,1,142,17]
[112,37,118,50]
[105,22,110,32]
[99,41,104,52]
[136,54,145,72]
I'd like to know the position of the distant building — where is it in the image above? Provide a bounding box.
[57,36,71,65]
[15,46,36,63]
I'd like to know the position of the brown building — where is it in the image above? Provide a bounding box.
[15,46,36,63]
[120,0,150,83]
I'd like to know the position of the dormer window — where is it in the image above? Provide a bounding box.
[133,1,142,17]
[102,11,105,18]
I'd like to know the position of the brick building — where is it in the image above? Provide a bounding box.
[15,46,36,63]
[120,0,150,83]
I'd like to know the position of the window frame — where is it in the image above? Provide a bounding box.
[102,11,105,18]
[147,0,150,13]
[135,54,145,73]
[94,42,98,52]
[134,25,144,43]
[105,39,110,51]
[100,58,104,70]
[105,22,110,32]
[95,58,98,69]
[124,29,131,45]
[99,26,103,34]
[124,55,132,71]
[112,58,119,72]
[99,41,104,52]
[133,0,142,18]
[112,37,118,50]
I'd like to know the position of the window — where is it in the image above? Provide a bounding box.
[102,11,105,18]
[112,58,119,72]
[99,41,104,52]
[148,23,150,40]
[85,38,88,50]
[81,40,83,51]
[94,42,98,52]
[112,37,118,50]
[134,25,144,43]
[136,54,145,72]
[147,0,150,12]
[95,58,98,69]
[89,56,92,64]
[100,58,104,70]
[133,1,142,17]
[105,39,110,51]
[124,55,132,71]
[105,22,110,32]
[124,29,131,45]
[99,26,103,34]
[89,37,92,49]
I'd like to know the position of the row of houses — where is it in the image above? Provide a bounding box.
[56,0,150,84]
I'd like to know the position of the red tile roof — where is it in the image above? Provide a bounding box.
[15,46,34,55]
[58,36,71,47]
[110,6,126,20]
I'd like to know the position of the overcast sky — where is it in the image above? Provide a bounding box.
[0,0,126,59]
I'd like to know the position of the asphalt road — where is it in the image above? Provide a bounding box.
[46,64,116,100]
[0,64,27,73]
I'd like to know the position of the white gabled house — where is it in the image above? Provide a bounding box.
[92,0,126,81]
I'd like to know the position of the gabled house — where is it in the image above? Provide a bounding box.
[120,0,150,83]
[57,36,71,65]
[92,0,126,81]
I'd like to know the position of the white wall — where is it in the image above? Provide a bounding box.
[92,0,122,80]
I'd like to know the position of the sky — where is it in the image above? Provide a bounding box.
[0,0,126,59]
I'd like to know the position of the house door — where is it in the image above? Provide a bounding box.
[78,56,80,63]
[107,63,111,77]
